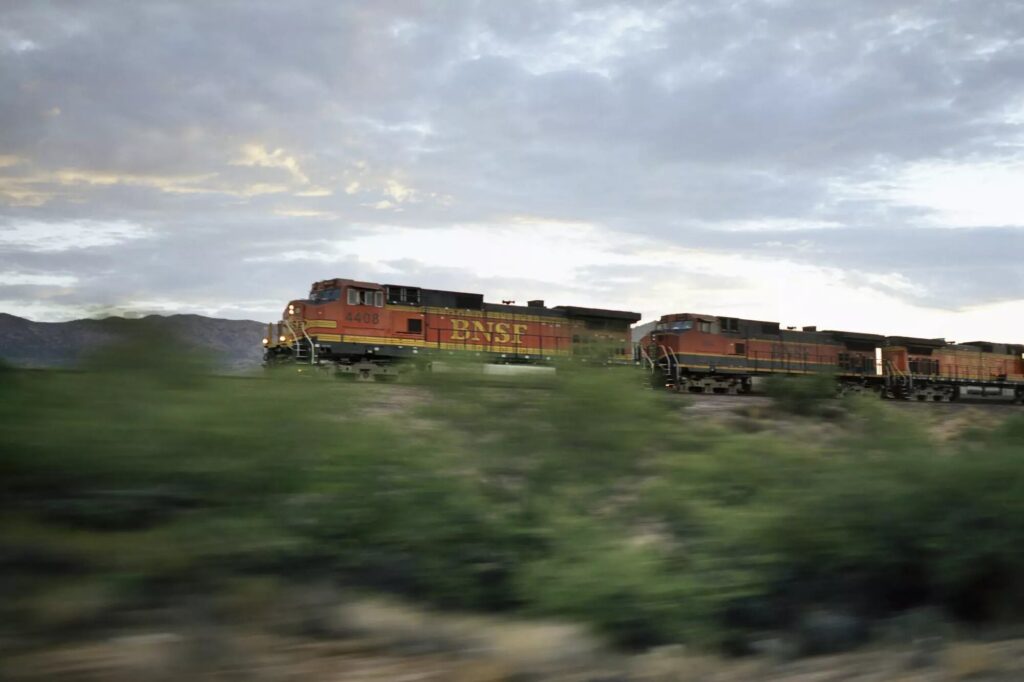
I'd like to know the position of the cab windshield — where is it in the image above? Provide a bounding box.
[656,320,693,333]
[309,287,341,303]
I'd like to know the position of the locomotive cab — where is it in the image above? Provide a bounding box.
[264,278,388,363]
[645,313,718,351]
[656,319,694,334]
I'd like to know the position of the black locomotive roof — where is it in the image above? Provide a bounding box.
[552,306,642,322]
[823,327,888,342]
[420,288,484,310]
[887,336,947,348]
[960,341,1024,354]
[380,283,486,310]
[392,284,640,321]
[482,302,565,317]
[824,329,886,343]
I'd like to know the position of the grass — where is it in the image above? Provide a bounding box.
[3,335,1024,658]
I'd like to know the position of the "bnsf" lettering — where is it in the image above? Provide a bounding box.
[450,319,529,344]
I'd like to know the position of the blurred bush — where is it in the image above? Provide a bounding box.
[764,373,839,416]
[3,336,1024,654]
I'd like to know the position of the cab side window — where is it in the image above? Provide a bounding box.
[348,288,384,307]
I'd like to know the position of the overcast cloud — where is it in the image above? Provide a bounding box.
[1,0,1023,339]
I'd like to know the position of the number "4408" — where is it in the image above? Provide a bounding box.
[345,312,380,324]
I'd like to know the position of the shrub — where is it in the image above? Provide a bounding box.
[764,373,838,416]
[516,517,688,648]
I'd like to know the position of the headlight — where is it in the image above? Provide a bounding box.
[279,335,287,342]
[288,304,295,314]
[262,338,268,345]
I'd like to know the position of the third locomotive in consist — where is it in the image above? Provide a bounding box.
[640,311,1024,403]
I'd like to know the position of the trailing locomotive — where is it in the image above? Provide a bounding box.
[639,313,883,395]
[882,337,1024,402]
[264,278,640,379]
[640,312,1024,403]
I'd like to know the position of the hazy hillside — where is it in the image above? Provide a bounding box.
[0,313,266,370]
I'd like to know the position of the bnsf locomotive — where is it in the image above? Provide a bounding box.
[641,312,1024,402]
[264,278,640,379]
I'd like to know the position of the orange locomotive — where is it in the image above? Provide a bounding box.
[641,312,1024,402]
[264,278,640,379]
[882,337,1024,401]
[639,313,883,395]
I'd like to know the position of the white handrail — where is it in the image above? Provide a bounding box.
[638,344,656,372]
[284,319,317,364]
[301,323,317,364]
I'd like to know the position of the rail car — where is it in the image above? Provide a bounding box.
[640,312,1024,403]
[264,278,640,379]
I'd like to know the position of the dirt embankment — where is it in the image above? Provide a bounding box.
[6,595,1024,681]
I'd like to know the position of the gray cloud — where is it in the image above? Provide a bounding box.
[1,0,1023,320]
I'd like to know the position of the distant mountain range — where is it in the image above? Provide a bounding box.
[0,313,267,371]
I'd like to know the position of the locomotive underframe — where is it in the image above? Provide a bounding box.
[654,359,1023,404]
[886,374,1024,403]
[266,337,562,381]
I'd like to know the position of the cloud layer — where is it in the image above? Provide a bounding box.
[1,1,1022,339]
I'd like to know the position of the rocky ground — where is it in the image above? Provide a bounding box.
[5,596,1024,681]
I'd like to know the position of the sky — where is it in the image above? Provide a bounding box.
[1,0,1023,341]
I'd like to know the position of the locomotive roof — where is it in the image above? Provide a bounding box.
[379,281,640,320]
[959,341,1024,354]
[313,277,382,289]
[553,306,642,322]
[823,329,887,343]
[482,302,565,318]
[886,336,947,348]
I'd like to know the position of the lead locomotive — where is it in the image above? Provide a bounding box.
[264,278,640,379]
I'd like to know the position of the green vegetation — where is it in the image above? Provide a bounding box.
[3,338,1024,654]
[763,372,839,415]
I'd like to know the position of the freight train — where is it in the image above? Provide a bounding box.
[263,278,639,379]
[265,277,1024,402]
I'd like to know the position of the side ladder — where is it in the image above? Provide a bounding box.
[284,320,317,365]
[639,343,678,387]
